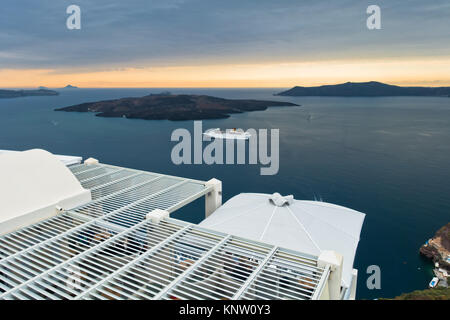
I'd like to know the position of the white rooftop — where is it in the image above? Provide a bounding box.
[0,149,90,235]
[0,149,82,166]
[199,193,365,287]
[0,153,334,300]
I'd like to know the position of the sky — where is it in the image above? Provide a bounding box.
[1,0,450,88]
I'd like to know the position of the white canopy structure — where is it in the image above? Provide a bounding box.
[0,157,334,300]
[0,149,361,300]
[199,193,365,288]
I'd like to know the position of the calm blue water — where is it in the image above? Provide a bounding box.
[1,88,449,299]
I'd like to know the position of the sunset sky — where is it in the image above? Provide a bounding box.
[1,0,450,88]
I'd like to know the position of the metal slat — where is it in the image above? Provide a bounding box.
[88,226,224,300]
[0,173,200,271]
[160,236,273,300]
[76,224,192,299]
[153,235,231,300]
[232,246,278,299]
[311,265,331,300]
[68,164,99,174]
[0,214,85,260]
[78,168,127,186]
[0,218,150,299]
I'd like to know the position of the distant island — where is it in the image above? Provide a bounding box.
[55,93,299,120]
[63,85,78,89]
[276,81,450,97]
[0,89,59,99]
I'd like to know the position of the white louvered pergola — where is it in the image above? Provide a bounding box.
[0,161,331,300]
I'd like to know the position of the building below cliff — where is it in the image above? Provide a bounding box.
[420,223,450,288]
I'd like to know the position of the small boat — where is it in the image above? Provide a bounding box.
[203,128,251,140]
[429,277,439,288]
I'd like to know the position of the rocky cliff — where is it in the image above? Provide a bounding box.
[420,223,450,269]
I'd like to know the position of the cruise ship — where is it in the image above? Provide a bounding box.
[203,128,252,140]
[0,149,365,300]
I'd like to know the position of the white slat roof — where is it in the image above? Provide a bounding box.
[0,163,329,300]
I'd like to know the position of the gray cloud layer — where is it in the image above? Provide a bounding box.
[1,0,449,70]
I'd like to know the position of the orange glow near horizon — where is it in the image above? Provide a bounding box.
[2,57,450,88]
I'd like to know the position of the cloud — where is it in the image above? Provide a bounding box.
[0,0,449,71]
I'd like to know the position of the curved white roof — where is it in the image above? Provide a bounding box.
[199,193,365,287]
[0,149,91,235]
[0,149,82,166]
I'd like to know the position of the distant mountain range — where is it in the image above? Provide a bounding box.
[276,81,450,97]
[38,85,78,89]
[0,89,59,99]
[55,93,298,120]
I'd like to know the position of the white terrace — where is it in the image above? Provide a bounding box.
[0,149,364,300]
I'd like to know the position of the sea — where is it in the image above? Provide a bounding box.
[1,87,449,299]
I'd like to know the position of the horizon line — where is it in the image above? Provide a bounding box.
[3,81,450,90]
